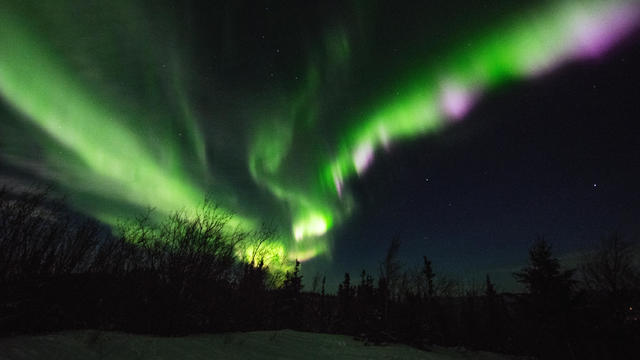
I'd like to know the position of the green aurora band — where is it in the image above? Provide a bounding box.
[0,0,638,265]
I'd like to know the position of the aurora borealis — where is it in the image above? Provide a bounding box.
[1,0,639,273]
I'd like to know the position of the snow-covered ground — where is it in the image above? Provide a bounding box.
[0,329,522,360]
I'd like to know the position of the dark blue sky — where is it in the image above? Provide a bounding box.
[306,32,640,292]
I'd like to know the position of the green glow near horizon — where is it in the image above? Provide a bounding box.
[0,0,638,264]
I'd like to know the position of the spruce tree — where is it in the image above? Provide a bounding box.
[423,256,436,298]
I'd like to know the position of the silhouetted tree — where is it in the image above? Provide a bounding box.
[0,187,105,282]
[379,236,402,322]
[338,272,354,300]
[485,274,497,298]
[337,272,355,331]
[514,238,575,299]
[279,260,304,329]
[357,270,375,301]
[513,237,576,358]
[580,232,638,296]
[283,260,303,294]
[579,232,640,352]
[481,274,504,350]
[237,259,268,329]
[423,256,436,298]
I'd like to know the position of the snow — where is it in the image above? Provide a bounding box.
[0,330,521,360]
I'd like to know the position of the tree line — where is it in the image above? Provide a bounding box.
[0,187,638,359]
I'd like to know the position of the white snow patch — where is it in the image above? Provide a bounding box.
[0,329,523,360]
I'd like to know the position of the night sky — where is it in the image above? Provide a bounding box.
[1,0,639,291]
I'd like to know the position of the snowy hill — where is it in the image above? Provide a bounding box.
[0,329,522,360]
